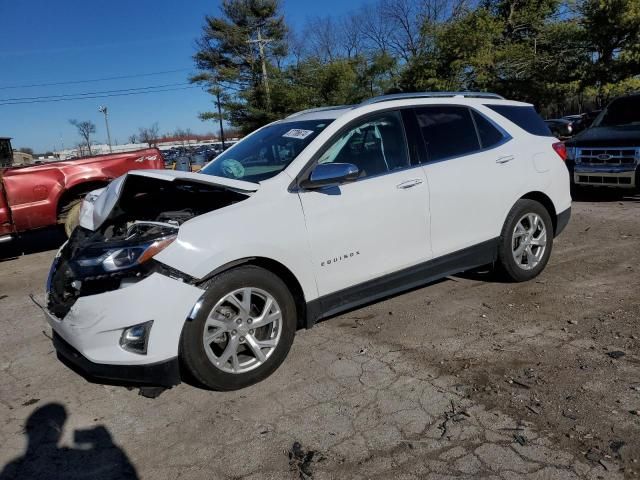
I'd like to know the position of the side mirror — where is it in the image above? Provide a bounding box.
[300,163,360,189]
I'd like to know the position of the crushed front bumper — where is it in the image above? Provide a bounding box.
[45,271,204,386]
[53,332,181,387]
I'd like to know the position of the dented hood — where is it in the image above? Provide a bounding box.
[126,169,259,191]
[80,169,258,231]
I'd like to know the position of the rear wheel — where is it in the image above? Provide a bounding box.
[496,199,553,282]
[180,265,297,390]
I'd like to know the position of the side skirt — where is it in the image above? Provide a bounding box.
[305,238,499,328]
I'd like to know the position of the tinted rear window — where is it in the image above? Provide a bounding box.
[594,96,640,127]
[415,106,480,161]
[486,105,552,136]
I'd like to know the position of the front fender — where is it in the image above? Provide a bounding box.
[154,188,319,302]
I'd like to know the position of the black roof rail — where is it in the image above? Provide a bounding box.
[361,91,505,105]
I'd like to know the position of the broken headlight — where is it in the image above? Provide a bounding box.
[76,235,176,272]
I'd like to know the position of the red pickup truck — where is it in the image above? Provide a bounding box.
[0,148,164,242]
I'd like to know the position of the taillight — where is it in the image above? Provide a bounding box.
[552,142,567,161]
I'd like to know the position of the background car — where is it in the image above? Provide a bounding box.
[545,118,574,138]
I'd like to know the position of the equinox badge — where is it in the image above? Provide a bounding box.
[321,251,360,267]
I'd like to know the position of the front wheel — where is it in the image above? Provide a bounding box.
[496,199,554,282]
[180,265,297,390]
[62,201,81,238]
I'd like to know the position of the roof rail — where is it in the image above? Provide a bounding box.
[286,105,352,119]
[360,91,504,105]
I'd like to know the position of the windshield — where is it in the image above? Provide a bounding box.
[200,120,332,182]
[594,96,640,127]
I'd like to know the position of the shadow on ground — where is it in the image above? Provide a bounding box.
[0,403,138,480]
[571,188,640,203]
[0,227,66,261]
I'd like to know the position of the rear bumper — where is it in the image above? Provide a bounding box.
[53,332,180,387]
[555,207,571,237]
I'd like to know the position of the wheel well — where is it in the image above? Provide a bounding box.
[200,257,309,330]
[56,180,110,218]
[520,191,558,233]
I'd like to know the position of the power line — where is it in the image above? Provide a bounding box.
[0,68,192,90]
[0,82,192,102]
[0,86,200,106]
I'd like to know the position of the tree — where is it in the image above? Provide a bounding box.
[579,0,640,106]
[198,85,229,148]
[69,119,96,156]
[192,0,288,131]
[191,0,639,135]
[138,123,160,147]
[128,134,138,144]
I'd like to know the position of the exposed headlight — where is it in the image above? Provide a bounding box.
[120,320,153,354]
[566,146,577,161]
[77,235,176,272]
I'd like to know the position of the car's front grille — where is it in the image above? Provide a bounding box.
[577,147,638,166]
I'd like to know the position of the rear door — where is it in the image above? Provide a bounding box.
[412,105,523,258]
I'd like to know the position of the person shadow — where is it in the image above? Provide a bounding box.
[0,403,139,480]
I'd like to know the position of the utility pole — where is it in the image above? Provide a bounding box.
[98,105,113,153]
[247,26,272,107]
[214,89,226,150]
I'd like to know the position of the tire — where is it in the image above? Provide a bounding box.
[180,265,297,390]
[496,199,554,282]
[63,201,81,238]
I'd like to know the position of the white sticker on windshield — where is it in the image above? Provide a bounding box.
[282,128,314,140]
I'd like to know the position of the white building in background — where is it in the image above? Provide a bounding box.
[53,138,239,161]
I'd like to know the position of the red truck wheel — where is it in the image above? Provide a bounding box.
[63,201,81,237]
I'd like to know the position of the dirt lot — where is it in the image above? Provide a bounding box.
[1,193,639,479]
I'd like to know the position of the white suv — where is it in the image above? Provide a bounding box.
[45,92,571,390]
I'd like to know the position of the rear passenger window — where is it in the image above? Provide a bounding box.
[414,106,480,162]
[485,105,552,136]
[471,110,506,148]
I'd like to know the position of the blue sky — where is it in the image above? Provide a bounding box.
[0,0,360,153]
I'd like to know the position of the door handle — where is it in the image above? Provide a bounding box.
[396,178,424,189]
[496,155,515,164]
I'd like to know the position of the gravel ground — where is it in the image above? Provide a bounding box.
[0,193,638,479]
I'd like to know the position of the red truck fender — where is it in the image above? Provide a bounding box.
[0,148,165,238]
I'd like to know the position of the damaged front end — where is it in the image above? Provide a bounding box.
[47,171,254,318]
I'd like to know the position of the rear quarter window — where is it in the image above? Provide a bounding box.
[471,110,507,148]
[486,105,552,137]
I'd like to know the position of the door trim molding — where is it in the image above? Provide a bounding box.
[305,237,499,328]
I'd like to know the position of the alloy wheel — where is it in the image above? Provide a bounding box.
[512,213,547,270]
[202,287,282,374]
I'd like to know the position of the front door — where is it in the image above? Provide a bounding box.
[297,111,431,298]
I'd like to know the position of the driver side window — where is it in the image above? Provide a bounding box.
[317,111,410,179]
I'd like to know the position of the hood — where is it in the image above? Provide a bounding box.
[80,169,256,231]
[127,169,259,192]
[566,125,640,148]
